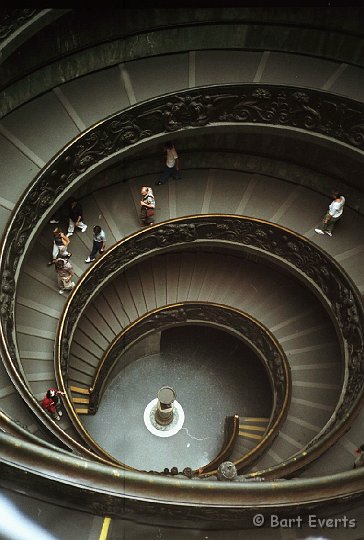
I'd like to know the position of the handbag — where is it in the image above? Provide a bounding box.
[146,208,155,217]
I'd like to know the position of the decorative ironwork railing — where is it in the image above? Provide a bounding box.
[1,84,363,376]
[0,9,70,66]
[55,215,364,478]
[90,302,290,415]
[1,84,363,377]
[0,85,362,501]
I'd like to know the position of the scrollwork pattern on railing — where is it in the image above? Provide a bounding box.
[1,85,363,379]
[139,88,364,149]
[1,83,363,265]
[0,84,363,463]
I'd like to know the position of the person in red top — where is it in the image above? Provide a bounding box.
[41,388,65,420]
[354,444,364,469]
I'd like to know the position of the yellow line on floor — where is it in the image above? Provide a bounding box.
[99,517,111,540]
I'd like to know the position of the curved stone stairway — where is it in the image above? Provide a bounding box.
[68,249,341,470]
[85,173,364,476]
[1,33,364,537]
[5,169,363,540]
[12,167,363,476]
[1,42,364,236]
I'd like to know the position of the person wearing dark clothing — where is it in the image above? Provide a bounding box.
[182,467,194,479]
[85,226,106,263]
[49,201,71,226]
[67,198,87,236]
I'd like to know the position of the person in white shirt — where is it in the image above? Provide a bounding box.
[155,142,181,185]
[85,225,106,263]
[315,191,345,237]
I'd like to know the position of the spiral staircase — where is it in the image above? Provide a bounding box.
[0,7,364,540]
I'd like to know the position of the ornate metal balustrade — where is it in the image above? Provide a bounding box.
[63,302,291,471]
[1,83,363,338]
[55,215,364,479]
[2,84,364,287]
[0,85,362,505]
[1,83,363,386]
